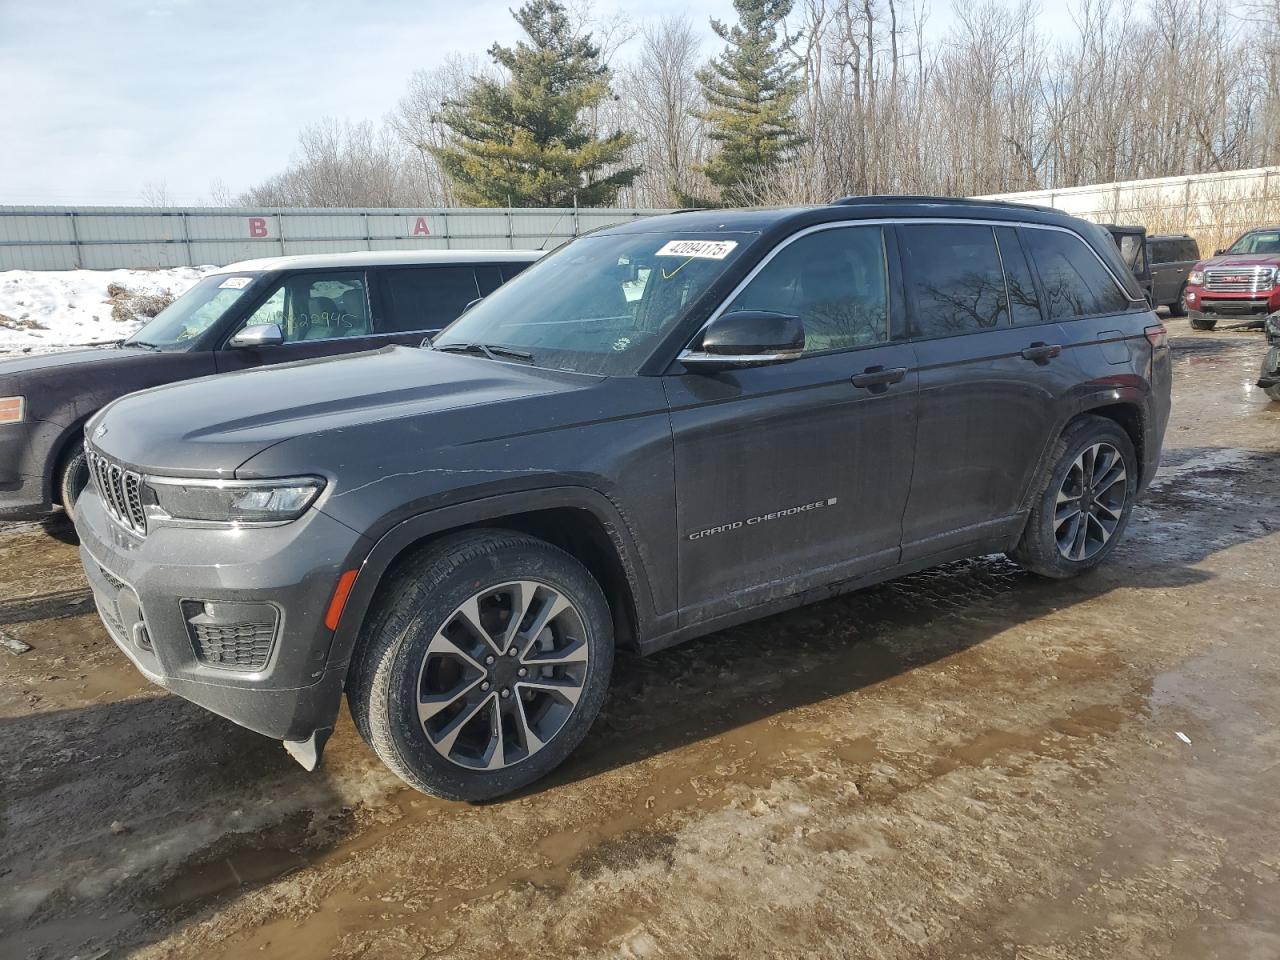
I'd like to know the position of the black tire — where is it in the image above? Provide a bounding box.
[1190,316,1216,331]
[1167,286,1187,317]
[58,442,89,520]
[348,529,613,801]
[1266,384,1280,402]
[1009,416,1138,579]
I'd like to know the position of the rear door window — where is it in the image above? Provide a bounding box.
[475,265,504,297]
[501,260,535,282]
[377,266,481,333]
[899,223,1007,337]
[1149,240,1171,264]
[1178,239,1200,261]
[1021,228,1131,320]
[995,227,1043,326]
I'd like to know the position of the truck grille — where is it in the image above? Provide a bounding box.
[87,450,147,535]
[1203,267,1275,293]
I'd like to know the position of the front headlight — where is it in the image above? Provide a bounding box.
[143,476,325,524]
[0,396,25,424]
[1188,270,1205,285]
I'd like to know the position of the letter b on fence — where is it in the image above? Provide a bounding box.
[248,217,269,238]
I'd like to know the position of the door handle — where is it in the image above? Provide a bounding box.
[851,365,908,392]
[1021,342,1062,364]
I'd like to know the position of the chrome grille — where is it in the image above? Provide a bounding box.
[87,450,147,535]
[1203,267,1276,293]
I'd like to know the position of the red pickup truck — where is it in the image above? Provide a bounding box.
[1184,226,1280,330]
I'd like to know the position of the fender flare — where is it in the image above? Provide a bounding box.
[323,485,660,670]
[1017,384,1151,514]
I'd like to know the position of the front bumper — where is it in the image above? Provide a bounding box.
[75,485,371,743]
[1186,289,1280,320]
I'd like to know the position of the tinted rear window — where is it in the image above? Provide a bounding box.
[995,226,1043,326]
[377,266,481,333]
[1022,229,1131,319]
[900,223,1007,337]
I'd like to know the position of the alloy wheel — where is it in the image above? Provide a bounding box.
[1054,441,1128,561]
[415,581,589,770]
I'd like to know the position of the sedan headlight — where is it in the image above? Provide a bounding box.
[0,396,25,424]
[1188,270,1205,285]
[143,476,325,524]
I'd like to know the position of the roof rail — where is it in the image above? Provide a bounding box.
[828,194,1057,214]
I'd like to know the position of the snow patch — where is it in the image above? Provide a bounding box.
[0,266,219,354]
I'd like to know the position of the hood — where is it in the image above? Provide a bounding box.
[1198,253,1280,269]
[0,344,147,378]
[90,346,595,475]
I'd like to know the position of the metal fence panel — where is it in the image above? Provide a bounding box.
[0,205,671,270]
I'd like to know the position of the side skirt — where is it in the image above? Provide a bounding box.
[638,528,1024,657]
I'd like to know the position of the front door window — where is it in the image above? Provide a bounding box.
[237,273,371,343]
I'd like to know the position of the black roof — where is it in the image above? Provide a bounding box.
[599,196,1082,238]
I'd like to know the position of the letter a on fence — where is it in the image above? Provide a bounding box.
[413,217,431,236]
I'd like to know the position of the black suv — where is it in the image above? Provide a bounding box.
[1147,233,1201,316]
[75,199,1171,801]
[0,250,539,520]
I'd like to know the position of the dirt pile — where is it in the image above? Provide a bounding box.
[106,283,174,323]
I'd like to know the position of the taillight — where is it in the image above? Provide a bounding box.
[1145,324,1168,349]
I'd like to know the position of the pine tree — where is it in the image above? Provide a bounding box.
[692,0,805,206]
[433,0,640,207]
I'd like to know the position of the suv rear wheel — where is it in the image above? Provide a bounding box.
[1010,416,1137,578]
[1168,285,1187,317]
[348,530,613,801]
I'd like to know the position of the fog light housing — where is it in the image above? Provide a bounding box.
[183,600,279,671]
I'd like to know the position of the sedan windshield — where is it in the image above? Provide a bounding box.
[1226,231,1280,255]
[127,273,262,349]
[433,232,756,375]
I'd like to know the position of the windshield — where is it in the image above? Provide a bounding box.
[1226,231,1280,255]
[127,273,262,348]
[433,232,756,375]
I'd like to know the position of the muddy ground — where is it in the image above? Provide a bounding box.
[2,318,1279,960]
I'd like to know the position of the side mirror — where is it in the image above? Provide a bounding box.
[681,310,805,371]
[1214,248,1224,256]
[228,322,284,349]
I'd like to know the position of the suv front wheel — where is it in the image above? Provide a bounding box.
[348,530,613,801]
[1010,416,1138,578]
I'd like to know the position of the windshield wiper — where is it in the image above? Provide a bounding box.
[124,339,162,351]
[434,342,534,363]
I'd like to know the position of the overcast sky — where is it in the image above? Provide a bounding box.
[0,0,1075,206]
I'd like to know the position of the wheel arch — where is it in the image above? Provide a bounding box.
[1078,401,1146,484]
[325,487,657,672]
[47,415,93,506]
[1019,391,1149,518]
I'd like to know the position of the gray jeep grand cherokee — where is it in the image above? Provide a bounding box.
[76,198,1172,801]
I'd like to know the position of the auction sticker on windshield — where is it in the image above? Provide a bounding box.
[218,277,253,289]
[655,240,738,259]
